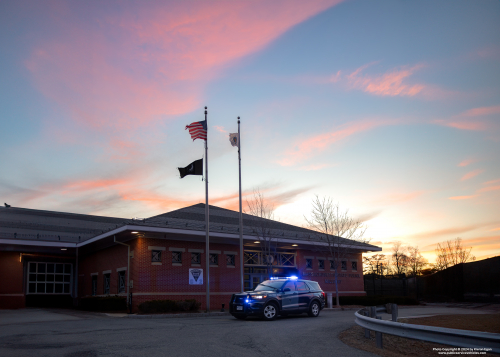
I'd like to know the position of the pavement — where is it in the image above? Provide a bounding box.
[0,305,498,357]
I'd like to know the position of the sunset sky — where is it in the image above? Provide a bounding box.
[1,0,499,263]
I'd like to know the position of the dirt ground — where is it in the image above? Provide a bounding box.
[338,313,500,357]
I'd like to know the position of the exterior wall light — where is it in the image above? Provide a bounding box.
[253,241,260,244]
[131,231,139,234]
[292,244,298,246]
[61,248,67,251]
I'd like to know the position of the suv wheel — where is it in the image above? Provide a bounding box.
[308,301,320,317]
[262,303,278,321]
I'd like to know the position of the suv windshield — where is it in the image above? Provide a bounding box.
[253,280,283,291]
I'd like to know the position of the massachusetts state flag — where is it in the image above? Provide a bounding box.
[185,120,207,141]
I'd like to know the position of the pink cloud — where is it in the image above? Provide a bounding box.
[375,191,425,205]
[214,126,228,134]
[25,0,342,134]
[477,185,500,193]
[461,169,484,181]
[448,195,478,200]
[483,179,500,185]
[434,120,488,131]
[278,118,399,166]
[346,63,425,97]
[461,105,500,117]
[458,158,476,167]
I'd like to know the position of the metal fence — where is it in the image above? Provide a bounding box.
[354,304,500,353]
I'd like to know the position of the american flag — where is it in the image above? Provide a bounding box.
[185,120,207,141]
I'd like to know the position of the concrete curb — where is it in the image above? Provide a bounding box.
[119,311,231,319]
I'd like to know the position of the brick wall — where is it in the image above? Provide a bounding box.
[131,237,241,311]
[296,249,365,296]
[0,251,25,309]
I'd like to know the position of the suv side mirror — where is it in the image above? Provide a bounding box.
[283,288,291,292]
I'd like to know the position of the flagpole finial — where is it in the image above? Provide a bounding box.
[238,116,240,124]
[204,106,207,114]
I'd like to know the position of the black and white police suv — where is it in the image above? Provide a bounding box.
[229,277,326,321]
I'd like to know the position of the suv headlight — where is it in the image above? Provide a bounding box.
[253,295,266,299]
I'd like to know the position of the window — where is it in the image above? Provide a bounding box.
[91,275,97,296]
[341,261,347,271]
[295,282,309,291]
[306,258,313,269]
[172,251,182,264]
[329,260,335,270]
[103,273,110,295]
[27,262,72,294]
[151,250,162,263]
[209,253,218,266]
[318,259,325,270]
[118,271,126,293]
[352,261,357,271]
[191,252,201,265]
[282,281,296,292]
[226,254,235,267]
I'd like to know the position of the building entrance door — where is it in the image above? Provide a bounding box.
[243,268,269,291]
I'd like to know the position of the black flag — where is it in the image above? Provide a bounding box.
[178,159,203,178]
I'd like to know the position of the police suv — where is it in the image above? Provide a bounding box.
[229,277,326,321]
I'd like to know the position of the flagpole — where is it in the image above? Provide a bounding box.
[238,117,244,293]
[204,106,210,312]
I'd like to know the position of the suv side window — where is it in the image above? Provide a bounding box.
[295,282,309,291]
[306,281,321,291]
[282,281,296,293]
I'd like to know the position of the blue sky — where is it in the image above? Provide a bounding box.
[1,0,499,261]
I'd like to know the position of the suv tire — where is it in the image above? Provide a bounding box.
[262,302,278,321]
[307,300,321,317]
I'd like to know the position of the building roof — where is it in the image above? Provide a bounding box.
[0,204,381,252]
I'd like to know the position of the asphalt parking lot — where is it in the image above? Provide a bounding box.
[0,306,494,357]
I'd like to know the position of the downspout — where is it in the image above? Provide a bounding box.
[114,236,131,313]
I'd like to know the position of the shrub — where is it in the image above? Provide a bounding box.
[79,296,127,311]
[138,299,201,314]
[339,295,418,306]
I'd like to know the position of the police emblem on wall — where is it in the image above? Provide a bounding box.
[189,268,203,285]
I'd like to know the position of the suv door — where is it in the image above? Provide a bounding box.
[295,281,312,311]
[281,281,298,311]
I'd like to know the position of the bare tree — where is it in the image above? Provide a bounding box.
[245,189,278,280]
[435,237,476,271]
[389,241,410,276]
[363,254,388,276]
[407,245,428,277]
[304,195,370,307]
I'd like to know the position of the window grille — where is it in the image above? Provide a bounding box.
[27,262,72,294]
[226,254,235,266]
[279,253,295,266]
[330,260,335,270]
[306,258,313,269]
[191,252,201,265]
[352,261,357,271]
[103,274,110,295]
[152,250,162,262]
[318,259,325,270]
[118,271,126,293]
[209,253,218,266]
[341,260,347,271]
[172,251,182,264]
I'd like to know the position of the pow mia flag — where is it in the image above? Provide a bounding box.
[178,159,203,179]
[189,268,203,285]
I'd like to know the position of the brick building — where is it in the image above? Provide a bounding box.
[0,204,381,311]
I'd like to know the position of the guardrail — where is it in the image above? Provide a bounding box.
[354,304,500,353]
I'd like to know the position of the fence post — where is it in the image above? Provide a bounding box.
[327,293,333,308]
[391,304,398,322]
[376,316,383,348]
